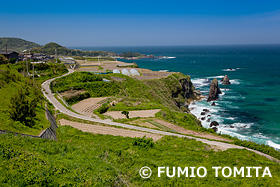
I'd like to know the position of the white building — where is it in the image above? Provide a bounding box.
[113,69,121,74]
[121,69,130,76]
[130,69,140,76]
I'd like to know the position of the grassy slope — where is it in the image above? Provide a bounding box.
[0,63,67,135]
[0,126,279,186]
[52,72,202,128]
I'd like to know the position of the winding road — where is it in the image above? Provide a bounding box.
[42,69,280,163]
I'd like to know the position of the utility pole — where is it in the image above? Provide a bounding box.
[29,50,31,64]
[5,45,7,59]
[33,64,35,83]
[26,51,28,77]
[55,49,57,63]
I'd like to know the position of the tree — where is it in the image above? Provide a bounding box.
[0,54,8,64]
[9,89,38,127]
[121,111,129,119]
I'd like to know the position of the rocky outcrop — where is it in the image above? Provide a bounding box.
[171,76,202,109]
[210,121,219,132]
[221,75,231,85]
[179,78,196,99]
[212,127,218,132]
[207,79,222,102]
[210,121,219,127]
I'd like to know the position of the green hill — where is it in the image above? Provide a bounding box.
[1,126,280,186]
[0,63,67,135]
[32,42,116,57]
[0,37,41,52]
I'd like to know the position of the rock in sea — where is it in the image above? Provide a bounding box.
[221,75,231,85]
[207,79,222,102]
[210,121,219,127]
[212,127,218,132]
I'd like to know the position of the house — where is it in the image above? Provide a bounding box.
[0,51,19,60]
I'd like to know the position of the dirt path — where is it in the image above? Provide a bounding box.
[104,109,161,119]
[155,120,231,142]
[59,119,163,141]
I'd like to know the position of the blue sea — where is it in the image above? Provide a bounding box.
[72,45,280,149]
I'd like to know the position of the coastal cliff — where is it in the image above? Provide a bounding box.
[145,73,201,111]
[207,79,222,102]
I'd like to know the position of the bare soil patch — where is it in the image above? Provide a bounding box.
[72,97,109,118]
[59,119,163,141]
[104,109,161,119]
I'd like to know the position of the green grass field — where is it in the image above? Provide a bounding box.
[0,126,279,186]
[0,65,50,135]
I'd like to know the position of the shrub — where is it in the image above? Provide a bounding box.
[96,103,109,114]
[132,136,154,148]
[64,92,90,105]
[9,89,38,127]
[121,110,129,118]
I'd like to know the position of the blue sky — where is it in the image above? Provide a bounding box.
[1,0,280,46]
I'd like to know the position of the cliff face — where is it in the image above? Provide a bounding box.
[144,73,201,111]
[207,79,222,102]
[179,78,195,99]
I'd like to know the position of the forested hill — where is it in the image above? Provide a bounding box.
[0,38,41,52]
[0,38,116,57]
[32,42,116,57]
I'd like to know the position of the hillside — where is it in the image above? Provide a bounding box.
[51,72,204,131]
[1,126,280,186]
[0,37,41,52]
[0,63,68,135]
[1,67,280,186]
[0,65,49,135]
[32,42,116,57]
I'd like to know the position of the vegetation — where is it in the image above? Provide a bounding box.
[121,52,144,58]
[132,136,154,148]
[0,54,8,64]
[52,72,120,104]
[121,110,129,118]
[0,37,40,52]
[232,138,280,161]
[9,89,38,127]
[0,65,50,135]
[32,42,116,57]
[11,61,68,83]
[0,127,280,186]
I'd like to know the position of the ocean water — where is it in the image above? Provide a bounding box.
[74,45,280,149]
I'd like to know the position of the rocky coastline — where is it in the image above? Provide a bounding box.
[190,75,232,132]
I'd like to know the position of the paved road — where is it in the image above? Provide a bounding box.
[42,70,279,163]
